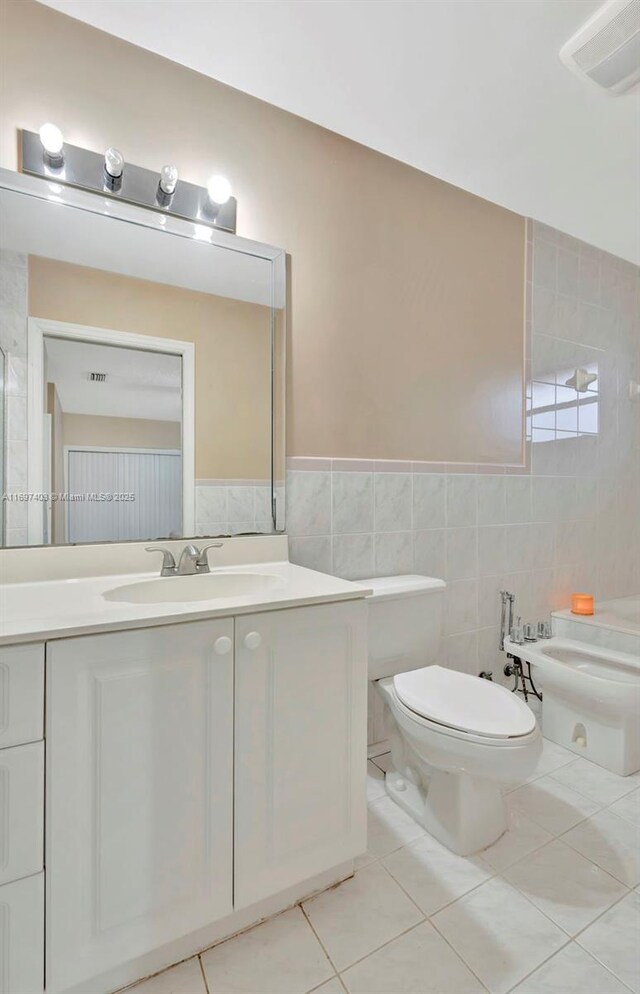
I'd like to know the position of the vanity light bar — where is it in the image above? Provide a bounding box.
[20,129,237,234]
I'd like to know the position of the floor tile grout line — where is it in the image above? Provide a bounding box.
[570,885,637,944]
[556,822,640,888]
[429,901,571,994]
[332,919,429,982]
[381,846,498,919]
[372,750,639,948]
[503,936,638,994]
[599,786,640,812]
[374,857,430,918]
[302,852,430,978]
[500,825,629,884]
[491,860,632,943]
[479,832,553,877]
[197,953,210,994]
[506,802,603,841]
[304,973,345,994]
[299,898,343,978]
[415,831,636,986]
[518,753,578,783]
[574,938,638,994]
[375,859,491,992]
[498,853,627,939]
[544,765,640,806]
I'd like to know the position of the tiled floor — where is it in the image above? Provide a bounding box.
[125,740,640,994]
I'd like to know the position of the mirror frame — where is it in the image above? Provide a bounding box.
[0,168,287,547]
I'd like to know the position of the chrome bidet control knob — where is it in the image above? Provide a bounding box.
[510,617,525,645]
[523,623,538,642]
[537,621,552,639]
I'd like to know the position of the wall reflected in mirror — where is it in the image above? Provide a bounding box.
[0,179,286,546]
[43,336,183,544]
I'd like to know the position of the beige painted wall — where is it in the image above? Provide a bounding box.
[29,256,272,479]
[1,0,526,464]
[62,414,181,451]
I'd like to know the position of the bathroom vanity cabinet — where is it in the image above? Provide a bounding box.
[0,597,367,994]
[234,603,366,907]
[46,618,235,993]
[0,642,46,994]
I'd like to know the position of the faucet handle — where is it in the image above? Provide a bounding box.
[510,616,525,646]
[196,542,224,568]
[145,546,177,576]
[537,620,552,639]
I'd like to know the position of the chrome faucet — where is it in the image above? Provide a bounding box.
[146,542,223,576]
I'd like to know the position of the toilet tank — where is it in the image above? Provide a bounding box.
[365,575,446,681]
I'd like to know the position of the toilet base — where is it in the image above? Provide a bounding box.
[385,766,507,856]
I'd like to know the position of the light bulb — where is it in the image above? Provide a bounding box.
[159,164,178,196]
[39,122,64,161]
[104,147,124,179]
[207,174,232,205]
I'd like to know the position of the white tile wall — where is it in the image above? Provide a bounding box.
[194,480,276,536]
[0,250,28,546]
[287,221,640,729]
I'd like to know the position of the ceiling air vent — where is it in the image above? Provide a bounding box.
[560,0,640,94]
[89,372,107,382]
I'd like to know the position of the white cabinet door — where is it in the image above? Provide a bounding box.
[0,644,44,749]
[0,742,44,886]
[234,601,368,907]
[46,620,234,993]
[0,873,44,994]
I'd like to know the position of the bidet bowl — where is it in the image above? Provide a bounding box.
[508,637,640,774]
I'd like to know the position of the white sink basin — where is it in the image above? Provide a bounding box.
[104,572,285,604]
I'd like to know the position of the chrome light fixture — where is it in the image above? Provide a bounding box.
[158,164,179,196]
[207,174,232,206]
[22,128,237,234]
[38,122,64,166]
[103,147,124,190]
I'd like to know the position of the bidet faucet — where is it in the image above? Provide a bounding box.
[499,590,515,650]
[146,542,223,576]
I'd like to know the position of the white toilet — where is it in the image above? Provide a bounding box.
[366,575,542,855]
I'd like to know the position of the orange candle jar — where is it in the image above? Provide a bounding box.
[571,593,594,616]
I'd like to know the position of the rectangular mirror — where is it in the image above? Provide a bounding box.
[0,171,286,546]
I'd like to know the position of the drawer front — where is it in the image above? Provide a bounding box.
[0,872,44,994]
[0,742,44,886]
[0,644,44,749]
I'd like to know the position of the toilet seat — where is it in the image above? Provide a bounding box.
[393,665,536,739]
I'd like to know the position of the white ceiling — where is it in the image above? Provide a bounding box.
[40,0,639,264]
[45,337,182,421]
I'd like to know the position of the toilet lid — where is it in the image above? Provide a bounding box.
[393,665,537,738]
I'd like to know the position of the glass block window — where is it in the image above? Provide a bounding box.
[528,361,599,443]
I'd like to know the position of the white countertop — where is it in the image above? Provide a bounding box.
[0,561,371,645]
